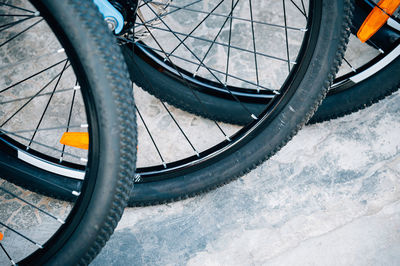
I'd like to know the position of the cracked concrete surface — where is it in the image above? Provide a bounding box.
[1,0,399,264]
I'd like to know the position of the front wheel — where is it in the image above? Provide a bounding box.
[0,0,136,264]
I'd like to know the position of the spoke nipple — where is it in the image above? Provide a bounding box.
[378,48,384,54]
[195,151,200,157]
[34,11,40,17]
[162,162,167,168]
[225,136,231,142]
[80,158,88,163]
[57,218,65,224]
[73,85,81,91]
[273,90,280,95]
[59,157,63,163]
[193,71,197,78]
[164,58,168,62]
[300,28,308,32]
[36,243,43,249]
[81,124,89,128]
[351,67,357,73]
[57,48,65,54]
[251,114,258,120]
[72,191,81,196]
[11,260,16,266]
[26,146,30,151]
[290,61,297,65]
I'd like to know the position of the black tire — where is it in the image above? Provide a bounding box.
[127,0,399,126]
[0,0,136,264]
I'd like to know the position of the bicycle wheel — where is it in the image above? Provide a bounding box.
[3,0,353,206]
[0,0,136,264]
[123,0,353,205]
[127,0,399,126]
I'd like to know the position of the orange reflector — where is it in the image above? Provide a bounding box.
[60,132,89,150]
[357,0,400,42]
[0,232,3,241]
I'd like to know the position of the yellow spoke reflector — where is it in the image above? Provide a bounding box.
[60,132,89,150]
[357,0,400,42]
[0,232,3,241]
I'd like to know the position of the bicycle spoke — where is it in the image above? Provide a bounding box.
[0,86,76,105]
[0,48,65,71]
[0,125,84,135]
[0,63,71,127]
[367,39,385,54]
[60,80,78,162]
[343,57,356,72]
[132,55,200,156]
[300,0,307,17]
[224,0,234,86]
[27,60,69,148]
[283,0,291,72]
[0,243,15,266]
[0,18,43,48]
[0,221,43,248]
[168,0,224,56]
[135,16,230,141]
[0,187,64,224]
[135,42,275,92]
[136,105,167,167]
[193,0,240,77]
[0,2,35,13]
[290,0,308,19]
[0,16,35,32]
[135,23,297,65]
[144,2,274,119]
[0,13,34,17]
[249,0,260,91]
[144,1,307,31]
[0,59,68,94]
[135,0,202,28]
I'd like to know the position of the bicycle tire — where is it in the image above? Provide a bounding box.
[0,0,136,264]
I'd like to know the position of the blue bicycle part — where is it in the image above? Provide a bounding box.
[93,0,124,34]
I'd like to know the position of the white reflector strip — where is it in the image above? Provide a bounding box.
[18,150,85,180]
[387,18,400,31]
[350,45,400,83]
